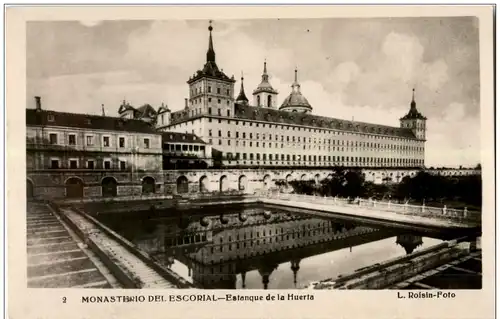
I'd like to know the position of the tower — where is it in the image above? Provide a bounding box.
[186,21,236,117]
[400,89,427,140]
[279,68,312,114]
[235,73,249,106]
[156,102,171,130]
[252,61,278,108]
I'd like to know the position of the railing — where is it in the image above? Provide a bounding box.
[264,193,481,225]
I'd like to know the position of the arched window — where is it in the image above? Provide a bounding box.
[257,95,261,107]
[267,95,272,107]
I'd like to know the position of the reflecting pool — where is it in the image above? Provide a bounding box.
[96,205,447,289]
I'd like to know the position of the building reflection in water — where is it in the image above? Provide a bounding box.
[396,234,424,254]
[111,207,438,289]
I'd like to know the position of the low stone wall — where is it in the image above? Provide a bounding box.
[308,239,470,289]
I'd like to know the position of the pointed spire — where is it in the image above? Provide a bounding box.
[236,71,249,104]
[206,20,215,63]
[292,67,301,92]
[411,88,416,109]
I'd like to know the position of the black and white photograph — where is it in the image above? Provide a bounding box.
[22,13,485,294]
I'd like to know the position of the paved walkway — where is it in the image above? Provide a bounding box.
[261,198,476,229]
[27,203,114,288]
[60,208,177,289]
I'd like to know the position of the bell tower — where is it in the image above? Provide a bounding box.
[252,61,278,108]
[187,21,236,118]
[400,89,427,140]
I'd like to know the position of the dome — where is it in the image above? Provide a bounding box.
[280,91,312,110]
[279,68,312,112]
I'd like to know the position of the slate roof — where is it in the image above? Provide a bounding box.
[26,109,158,134]
[162,132,206,144]
[233,104,416,139]
[280,91,312,110]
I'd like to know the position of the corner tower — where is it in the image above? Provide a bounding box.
[253,61,278,108]
[187,21,236,117]
[400,89,427,140]
[279,68,312,114]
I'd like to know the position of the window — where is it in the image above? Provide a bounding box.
[227,110,230,117]
[208,108,212,115]
[209,130,212,137]
[86,135,94,146]
[50,159,59,169]
[218,99,221,104]
[103,136,110,147]
[236,132,239,138]
[218,109,221,116]
[119,137,125,148]
[87,160,95,169]
[69,159,78,169]
[120,161,126,170]
[217,88,221,94]
[144,138,150,148]
[208,98,212,102]
[49,133,58,145]
[208,86,212,93]
[218,130,222,137]
[68,134,76,145]
[104,160,111,169]
[47,114,55,122]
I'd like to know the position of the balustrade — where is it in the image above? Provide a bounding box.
[264,192,481,224]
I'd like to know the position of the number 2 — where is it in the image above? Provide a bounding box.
[62,297,67,303]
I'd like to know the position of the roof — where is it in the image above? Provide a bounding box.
[234,104,417,139]
[26,109,158,134]
[280,91,312,110]
[157,103,170,114]
[162,132,206,144]
[400,90,426,120]
[187,61,235,84]
[136,104,157,118]
[236,77,249,103]
[400,102,426,120]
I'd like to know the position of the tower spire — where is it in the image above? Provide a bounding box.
[236,71,249,105]
[206,20,215,63]
[292,67,301,92]
[411,88,416,109]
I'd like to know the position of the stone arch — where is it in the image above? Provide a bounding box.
[176,175,189,194]
[142,176,156,194]
[238,175,248,191]
[263,174,272,189]
[101,177,117,197]
[300,174,307,181]
[26,179,34,199]
[285,174,293,184]
[220,175,229,192]
[199,175,210,193]
[65,177,84,198]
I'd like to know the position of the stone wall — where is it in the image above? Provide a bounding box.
[27,167,481,200]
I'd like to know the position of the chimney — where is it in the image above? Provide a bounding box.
[35,96,41,111]
[185,98,188,109]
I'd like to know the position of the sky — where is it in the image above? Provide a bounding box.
[26,17,480,168]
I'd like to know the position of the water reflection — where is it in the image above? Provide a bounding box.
[98,207,443,289]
